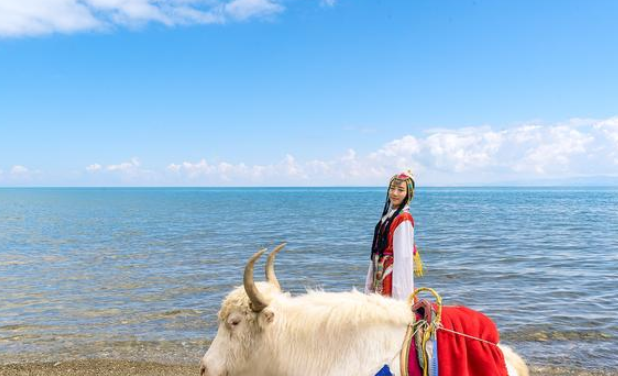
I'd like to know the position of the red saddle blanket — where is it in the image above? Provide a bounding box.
[436,305,508,376]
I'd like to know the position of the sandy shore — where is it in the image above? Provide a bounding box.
[0,360,197,376]
[0,360,616,376]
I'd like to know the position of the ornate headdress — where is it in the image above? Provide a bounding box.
[380,169,416,216]
[390,169,415,203]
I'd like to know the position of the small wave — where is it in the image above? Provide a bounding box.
[0,324,49,332]
[503,329,614,342]
[0,261,29,266]
[147,309,202,319]
[530,365,618,375]
[77,309,123,319]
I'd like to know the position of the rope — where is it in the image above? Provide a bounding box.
[408,288,443,376]
[436,324,499,347]
[364,321,422,376]
[399,324,415,376]
[399,321,428,376]
[408,287,442,324]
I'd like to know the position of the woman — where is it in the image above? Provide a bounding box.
[365,170,423,300]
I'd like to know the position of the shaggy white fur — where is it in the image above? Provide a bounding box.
[204,282,528,376]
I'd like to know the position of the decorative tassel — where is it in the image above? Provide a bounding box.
[414,246,424,277]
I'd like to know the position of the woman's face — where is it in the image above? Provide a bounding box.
[389,180,407,208]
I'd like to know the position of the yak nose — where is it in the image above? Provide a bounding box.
[199,360,207,376]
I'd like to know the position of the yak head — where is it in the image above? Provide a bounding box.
[200,244,286,376]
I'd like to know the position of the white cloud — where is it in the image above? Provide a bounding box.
[197,116,617,185]
[514,126,593,174]
[167,148,407,186]
[86,0,172,25]
[593,116,618,142]
[166,154,307,184]
[280,154,306,178]
[0,0,103,37]
[107,157,141,172]
[86,163,102,172]
[320,0,337,7]
[339,149,382,179]
[510,125,542,144]
[168,159,215,177]
[10,116,618,186]
[422,127,503,173]
[353,119,617,184]
[372,135,421,158]
[224,0,283,21]
[0,0,284,37]
[11,165,30,175]
[1,165,42,183]
[162,116,618,186]
[83,158,158,184]
[591,117,618,165]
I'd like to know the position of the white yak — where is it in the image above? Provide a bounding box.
[200,245,529,376]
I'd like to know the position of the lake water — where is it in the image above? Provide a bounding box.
[0,187,616,370]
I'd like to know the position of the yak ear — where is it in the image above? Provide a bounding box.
[261,309,275,325]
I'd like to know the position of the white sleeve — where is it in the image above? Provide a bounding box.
[392,220,415,301]
[364,261,374,294]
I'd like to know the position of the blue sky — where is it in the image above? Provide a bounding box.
[1,0,617,186]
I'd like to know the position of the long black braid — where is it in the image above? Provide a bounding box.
[371,205,403,258]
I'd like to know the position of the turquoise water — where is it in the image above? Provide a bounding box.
[0,187,617,369]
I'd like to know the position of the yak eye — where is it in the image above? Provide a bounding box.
[228,318,241,327]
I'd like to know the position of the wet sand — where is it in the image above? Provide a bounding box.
[0,360,197,376]
[0,361,616,376]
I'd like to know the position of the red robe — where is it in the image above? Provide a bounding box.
[365,207,416,300]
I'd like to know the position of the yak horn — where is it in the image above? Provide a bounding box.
[265,243,286,290]
[243,248,269,312]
